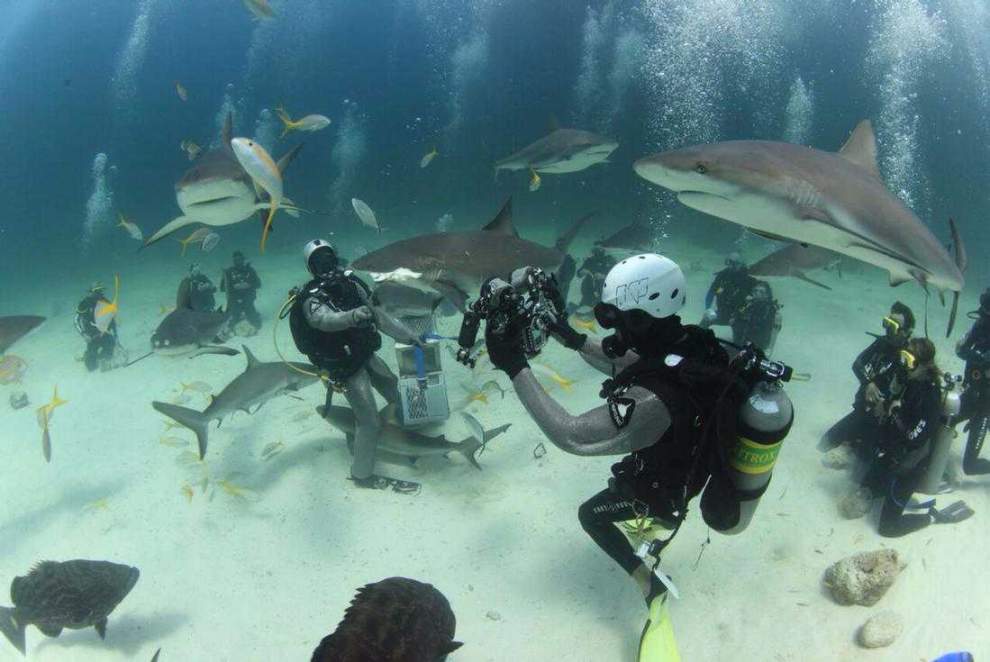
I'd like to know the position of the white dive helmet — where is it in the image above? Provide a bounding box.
[303,239,336,276]
[600,253,687,318]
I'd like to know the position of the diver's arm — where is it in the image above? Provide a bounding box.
[372,306,420,345]
[249,267,261,289]
[852,339,880,384]
[512,370,669,456]
[302,296,365,332]
[577,336,639,375]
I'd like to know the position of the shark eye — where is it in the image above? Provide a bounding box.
[695,163,707,174]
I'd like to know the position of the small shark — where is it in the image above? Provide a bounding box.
[495,120,617,175]
[153,346,319,459]
[351,198,592,311]
[0,316,44,354]
[372,282,447,318]
[151,308,236,358]
[142,112,301,248]
[634,120,966,335]
[318,404,512,470]
[748,244,840,290]
[594,222,654,251]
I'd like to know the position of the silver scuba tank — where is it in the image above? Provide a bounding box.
[917,374,963,495]
[721,380,794,535]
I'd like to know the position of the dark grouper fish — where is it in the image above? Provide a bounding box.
[311,577,462,662]
[0,560,140,655]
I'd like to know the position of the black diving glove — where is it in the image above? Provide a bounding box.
[485,321,529,380]
[552,316,587,351]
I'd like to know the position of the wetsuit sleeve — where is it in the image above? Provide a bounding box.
[511,369,671,456]
[705,273,721,309]
[302,295,360,332]
[956,320,988,363]
[881,383,940,462]
[176,279,190,310]
[852,339,880,384]
[249,267,261,289]
[576,336,639,375]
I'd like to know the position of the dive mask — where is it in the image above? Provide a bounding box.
[898,349,916,371]
[593,302,654,332]
[881,316,900,336]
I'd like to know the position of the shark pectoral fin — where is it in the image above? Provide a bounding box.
[888,272,911,287]
[796,273,832,290]
[143,216,195,249]
[282,197,301,218]
[191,345,239,357]
[748,229,797,244]
[431,281,469,313]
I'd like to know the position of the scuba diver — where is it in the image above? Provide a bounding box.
[482,253,793,660]
[728,280,782,354]
[74,282,120,372]
[574,247,617,310]
[700,252,758,332]
[820,301,915,459]
[289,239,422,493]
[221,250,262,333]
[177,263,218,312]
[850,338,974,536]
[956,288,990,475]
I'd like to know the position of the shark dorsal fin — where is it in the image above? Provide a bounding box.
[242,345,259,370]
[482,198,518,237]
[547,114,562,133]
[276,143,302,174]
[221,112,233,150]
[838,120,881,180]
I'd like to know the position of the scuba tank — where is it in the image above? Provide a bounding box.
[720,379,794,535]
[917,374,963,495]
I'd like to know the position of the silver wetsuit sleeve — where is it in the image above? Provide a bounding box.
[302,296,359,332]
[575,336,640,376]
[511,368,671,456]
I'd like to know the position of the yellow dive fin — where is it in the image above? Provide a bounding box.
[638,593,681,662]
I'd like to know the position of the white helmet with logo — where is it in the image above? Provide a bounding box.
[304,239,337,277]
[600,253,686,319]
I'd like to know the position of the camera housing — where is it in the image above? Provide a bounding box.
[455,268,564,368]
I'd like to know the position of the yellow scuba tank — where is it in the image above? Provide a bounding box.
[918,374,963,494]
[722,379,793,534]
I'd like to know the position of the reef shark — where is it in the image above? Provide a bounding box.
[748,244,840,290]
[318,404,512,470]
[151,307,237,358]
[594,222,654,251]
[352,198,591,311]
[153,346,319,459]
[0,316,44,354]
[633,120,966,335]
[495,120,618,175]
[142,112,301,248]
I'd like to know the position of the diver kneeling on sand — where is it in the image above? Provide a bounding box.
[74,282,125,372]
[289,239,422,494]
[843,338,975,536]
[481,253,795,659]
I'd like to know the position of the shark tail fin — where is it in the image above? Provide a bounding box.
[0,605,26,655]
[555,211,596,254]
[153,401,210,460]
[457,422,513,470]
[275,105,293,139]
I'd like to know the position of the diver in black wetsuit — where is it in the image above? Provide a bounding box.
[74,283,120,372]
[221,251,262,332]
[956,288,990,475]
[729,280,782,354]
[575,247,617,310]
[483,253,794,656]
[700,253,758,331]
[820,301,915,459]
[853,338,974,536]
[289,240,421,493]
[177,263,218,312]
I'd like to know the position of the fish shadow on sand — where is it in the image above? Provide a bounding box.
[0,478,130,556]
[34,612,186,657]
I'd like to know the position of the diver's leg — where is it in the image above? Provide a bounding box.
[820,409,872,451]
[366,354,400,406]
[246,300,262,328]
[578,488,665,604]
[878,470,931,537]
[343,368,381,481]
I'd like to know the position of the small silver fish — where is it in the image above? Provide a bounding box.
[180,381,212,393]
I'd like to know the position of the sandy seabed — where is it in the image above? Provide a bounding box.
[1,226,987,662]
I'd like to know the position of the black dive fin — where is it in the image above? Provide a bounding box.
[933,500,975,524]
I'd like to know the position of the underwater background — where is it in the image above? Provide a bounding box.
[1,1,990,660]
